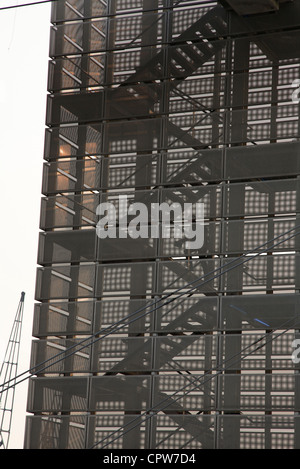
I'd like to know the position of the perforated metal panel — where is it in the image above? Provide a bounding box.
[25,0,300,449]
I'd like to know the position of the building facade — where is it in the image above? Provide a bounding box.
[24,0,300,449]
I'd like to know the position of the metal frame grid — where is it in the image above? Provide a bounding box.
[24,0,300,449]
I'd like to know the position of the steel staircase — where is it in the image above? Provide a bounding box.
[47,2,261,448]
[96,5,227,448]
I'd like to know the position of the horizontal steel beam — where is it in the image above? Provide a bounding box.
[222,0,293,16]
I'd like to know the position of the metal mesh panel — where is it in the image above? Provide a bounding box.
[227,105,300,145]
[49,20,107,56]
[42,159,101,194]
[37,230,97,265]
[222,218,300,254]
[87,414,148,450]
[161,185,222,219]
[95,299,154,334]
[48,55,105,92]
[98,235,158,261]
[89,376,151,412]
[32,300,95,337]
[159,221,220,257]
[30,338,92,375]
[51,0,106,23]
[150,414,215,449]
[30,335,219,375]
[218,374,300,412]
[221,294,300,331]
[44,125,102,160]
[35,264,96,301]
[219,332,298,371]
[162,148,223,185]
[101,153,160,190]
[46,93,104,125]
[222,254,299,293]
[218,415,299,450]
[103,118,162,154]
[24,414,300,450]
[96,262,156,297]
[99,189,159,223]
[152,374,216,412]
[224,179,300,218]
[24,415,88,449]
[27,377,89,413]
[225,142,300,180]
[157,259,221,295]
[40,194,99,229]
[154,296,219,333]
[26,0,300,449]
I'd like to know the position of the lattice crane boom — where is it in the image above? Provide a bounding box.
[0,292,25,449]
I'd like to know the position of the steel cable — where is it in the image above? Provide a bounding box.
[1,222,300,394]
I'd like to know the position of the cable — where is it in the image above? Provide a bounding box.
[1,0,228,391]
[1,222,299,449]
[0,0,216,14]
[1,222,300,394]
[7,0,18,50]
[1,222,300,391]
[0,0,56,11]
[2,0,298,448]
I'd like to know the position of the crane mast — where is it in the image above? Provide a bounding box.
[0,292,25,449]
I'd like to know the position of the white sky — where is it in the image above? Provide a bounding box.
[0,1,51,448]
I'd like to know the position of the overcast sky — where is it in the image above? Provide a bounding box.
[0,0,51,448]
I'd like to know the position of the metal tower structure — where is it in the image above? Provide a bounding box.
[0,292,25,449]
[24,0,300,449]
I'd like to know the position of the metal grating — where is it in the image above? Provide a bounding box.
[24,0,300,449]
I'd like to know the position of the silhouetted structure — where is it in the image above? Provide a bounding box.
[0,292,25,449]
[25,0,300,449]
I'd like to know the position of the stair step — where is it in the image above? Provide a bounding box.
[193,39,217,58]
[177,43,207,64]
[170,49,198,76]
